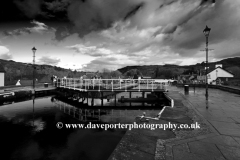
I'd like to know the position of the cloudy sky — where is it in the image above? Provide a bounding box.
[0,0,239,71]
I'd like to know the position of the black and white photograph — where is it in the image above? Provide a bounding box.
[1,0,240,159]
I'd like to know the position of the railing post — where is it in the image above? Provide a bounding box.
[99,79,100,92]
[68,78,70,89]
[138,79,140,92]
[147,79,148,89]
[87,79,89,89]
[106,79,108,89]
[74,78,76,90]
[84,79,86,90]
[125,80,127,92]
[120,79,121,89]
[66,78,68,88]
[152,80,153,91]
[112,79,113,91]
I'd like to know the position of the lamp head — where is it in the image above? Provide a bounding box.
[203,25,211,37]
[32,47,37,53]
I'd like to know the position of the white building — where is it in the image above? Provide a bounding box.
[0,64,5,86]
[207,64,234,84]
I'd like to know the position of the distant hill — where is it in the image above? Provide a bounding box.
[1,57,240,86]
[118,57,240,79]
[0,59,85,86]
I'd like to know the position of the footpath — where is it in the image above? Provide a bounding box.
[109,86,240,160]
[155,86,240,160]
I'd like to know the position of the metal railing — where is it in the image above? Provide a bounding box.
[54,99,100,121]
[55,78,170,92]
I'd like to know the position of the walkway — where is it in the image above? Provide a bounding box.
[157,86,240,160]
[109,86,240,160]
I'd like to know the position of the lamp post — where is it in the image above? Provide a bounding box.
[203,26,211,101]
[32,47,37,92]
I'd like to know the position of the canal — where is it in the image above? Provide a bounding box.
[0,92,162,160]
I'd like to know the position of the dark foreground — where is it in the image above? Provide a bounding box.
[0,97,126,160]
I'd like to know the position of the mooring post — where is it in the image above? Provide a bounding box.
[91,94,94,106]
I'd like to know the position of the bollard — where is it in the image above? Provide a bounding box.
[184,85,189,94]
[44,83,48,88]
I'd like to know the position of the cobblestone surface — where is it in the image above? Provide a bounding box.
[155,91,213,160]
[110,86,240,160]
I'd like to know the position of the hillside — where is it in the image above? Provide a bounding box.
[118,57,240,79]
[1,57,240,86]
[0,59,84,86]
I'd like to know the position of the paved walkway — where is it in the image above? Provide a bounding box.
[160,86,240,160]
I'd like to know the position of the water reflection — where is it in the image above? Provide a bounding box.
[53,97,161,124]
[206,99,209,109]
[0,96,126,160]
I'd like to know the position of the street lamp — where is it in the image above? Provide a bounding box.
[32,47,37,92]
[203,25,211,101]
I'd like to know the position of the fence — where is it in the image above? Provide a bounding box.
[56,78,170,91]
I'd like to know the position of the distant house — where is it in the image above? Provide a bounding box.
[0,64,5,86]
[207,64,234,84]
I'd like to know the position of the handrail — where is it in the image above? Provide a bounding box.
[55,78,171,91]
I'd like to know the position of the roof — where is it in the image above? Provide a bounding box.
[0,64,5,73]
[208,67,234,76]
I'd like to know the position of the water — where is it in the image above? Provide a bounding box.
[0,97,125,160]
[0,95,162,160]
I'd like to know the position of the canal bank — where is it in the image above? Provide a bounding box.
[108,85,240,160]
[158,86,240,160]
[177,84,240,95]
[108,89,213,160]
[0,85,56,104]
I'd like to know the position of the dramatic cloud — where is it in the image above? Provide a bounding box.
[66,44,113,57]
[54,25,72,41]
[67,0,144,37]
[82,54,148,71]
[3,20,56,36]
[44,0,70,13]
[0,46,13,60]
[38,56,60,66]
[2,0,240,71]
[14,0,43,18]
